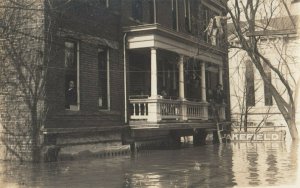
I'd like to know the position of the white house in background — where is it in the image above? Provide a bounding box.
[228,1,300,137]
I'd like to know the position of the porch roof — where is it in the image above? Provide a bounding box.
[123,24,226,66]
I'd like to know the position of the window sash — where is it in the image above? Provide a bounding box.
[98,48,110,110]
[64,41,80,111]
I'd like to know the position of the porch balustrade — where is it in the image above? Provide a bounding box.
[185,101,208,120]
[208,103,226,121]
[129,97,224,122]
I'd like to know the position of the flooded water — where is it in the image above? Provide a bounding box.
[0,140,300,188]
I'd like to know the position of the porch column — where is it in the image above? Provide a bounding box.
[148,48,161,122]
[178,55,185,100]
[201,62,206,102]
[219,66,223,86]
[218,66,224,120]
[201,62,208,120]
[150,48,158,98]
[178,55,187,121]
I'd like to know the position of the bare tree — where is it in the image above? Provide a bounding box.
[226,0,299,139]
[0,0,50,161]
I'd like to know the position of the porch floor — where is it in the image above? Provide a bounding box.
[129,120,231,130]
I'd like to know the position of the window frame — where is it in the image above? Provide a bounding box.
[245,60,255,107]
[98,48,110,111]
[64,40,80,111]
[263,62,273,106]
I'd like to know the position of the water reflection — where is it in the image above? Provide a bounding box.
[0,141,299,187]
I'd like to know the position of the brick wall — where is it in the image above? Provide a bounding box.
[44,0,124,130]
[0,0,46,161]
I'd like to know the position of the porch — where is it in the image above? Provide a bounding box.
[124,24,228,129]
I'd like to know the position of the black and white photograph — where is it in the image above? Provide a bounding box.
[0,0,300,187]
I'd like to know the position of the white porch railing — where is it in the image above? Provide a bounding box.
[185,101,208,120]
[208,103,226,121]
[218,104,226,120]
[160,99,181,120]
[129,96,149,120]
[129,96,221,122]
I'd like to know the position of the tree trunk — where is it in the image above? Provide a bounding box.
[287,118,299,140]
[31,106,41,162]
[244,108,248,132]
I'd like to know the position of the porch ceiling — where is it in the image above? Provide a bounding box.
[124,24,225,66]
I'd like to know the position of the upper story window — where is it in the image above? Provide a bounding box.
[64,41,80,111]
[245,60,255,107]
[263,62,273,106]
[132,0,143,21]
[202,6,216,42]
[184,0,191,32]
[172,0,178,30]
[202,5,227,47]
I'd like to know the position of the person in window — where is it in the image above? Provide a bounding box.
[160,87,168,99]
[65,80,77,109]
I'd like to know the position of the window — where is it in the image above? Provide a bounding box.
[172,0,178,30]
[202,6,212,42]
[132,0,143,21]
[202,5,218,44]
[65,41,79,110]
[184,0,191,32]
[245,61,255,106]
[98,48,109,110]
[263,62,273,106]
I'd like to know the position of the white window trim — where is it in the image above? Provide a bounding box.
[65,41,80,111]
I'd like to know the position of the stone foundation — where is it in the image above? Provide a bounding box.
[42,128,130,161]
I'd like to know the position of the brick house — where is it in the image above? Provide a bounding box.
[0,0,230,162]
